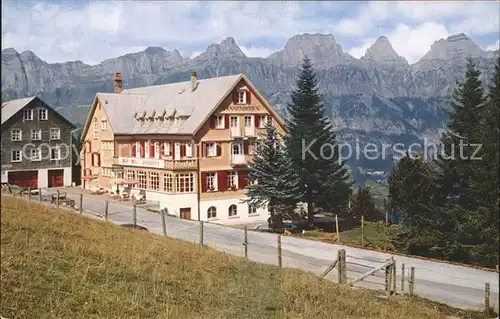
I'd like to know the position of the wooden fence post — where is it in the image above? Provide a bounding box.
[79,193,83,214]
[244,226,248,258]
[56,190,60,208]
[335,214,340,243]
[401,263,405,292]
[161,210,167,236]
[104,200,109,221]
[409,267,415,297]
[385,262,391,296]
[199,221,204,245]
[485,282,490,315]
[277,234,282,268]
[337,249,346,284]
[39,188,42,202]
[392,258,397,295]
[133,204,137,227]
[361,215,364,247]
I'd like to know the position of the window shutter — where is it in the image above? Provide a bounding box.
[149,142,155,158]
[97,153,101,167]
[246,90,251,104]
[218,171,227,192]
[254,115,260,128]
[131,142,136,157]
[210,116,215,129]
[201,172,207,192]
[170,143,174,157]
[140,141,145,157]
[243,141,249,155]
[225,115,229,129]
[91,153,95,166]
[238,171,248,188]
[216,143,221,157]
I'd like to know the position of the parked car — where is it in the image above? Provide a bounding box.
[120,223,148,231]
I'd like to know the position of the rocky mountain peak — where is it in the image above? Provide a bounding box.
[195,37,246,61]
[268,33,352,68]
[144,46,167,55]
[361,36,408,67]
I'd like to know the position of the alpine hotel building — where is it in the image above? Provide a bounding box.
[80,72,286,224]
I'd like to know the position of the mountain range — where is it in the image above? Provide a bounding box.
[2,33,498,184]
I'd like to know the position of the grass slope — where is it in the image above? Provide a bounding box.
[0,196,483,318]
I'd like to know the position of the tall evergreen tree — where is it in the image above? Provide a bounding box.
[285,57,352,228]
[351,186,382,222]
[437,58,486,210]
[245,122,299,230]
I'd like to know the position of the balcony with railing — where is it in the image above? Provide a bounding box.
[115,156,197,170]
[231,154,247,166]
[230,126,243,138]
[164,159,197,170]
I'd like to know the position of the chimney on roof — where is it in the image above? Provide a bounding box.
[190,72,197,91]
[114,72,123,93]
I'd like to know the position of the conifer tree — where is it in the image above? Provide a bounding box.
[351,186,382,222]
[246,122,299,230]
[285,57,352,228]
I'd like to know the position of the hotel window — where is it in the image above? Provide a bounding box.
[215,115,224,129]
[137,171,147,189]
[248,204,257,215]
[135,141,141,157]
[50,147,61,160]
[259,115,267,128]
[126,170,136,181]
[11,129,22,141]
[230,116,238,128]
[207,206,217,219]
[229,204,237,217]
[23,109,33,121]
[164,142,171,156]
[163,173,173,192]
[39,108,48,120]
[206,172,216,191]
[206,142,216,157]
[93,118,99,139]
[238,90,246,104]
[186,143,193,157]
[11,150,21,162]
[244,115,252,127]
[228,171,237,189]
[176,173,194,193]
[101,119,107,130]
[232,142,242,156]
[145,141,150,158]
[50,128,61,140]
[154,142,160,159]
[101,141,113,151]
[31,148,41,161]
[101,167,113,177]
[31,129,41,141]
[150,172,159,191]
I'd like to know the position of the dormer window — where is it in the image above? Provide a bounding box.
[238,91,246,104]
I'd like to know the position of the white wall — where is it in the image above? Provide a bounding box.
[63,167,72,186]
[200,197,270,225]
[38,169,48,188]
[145,190,199,221]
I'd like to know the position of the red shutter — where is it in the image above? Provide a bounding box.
[216,143,221,157]
[149,142,154,157]
[91,153,95,166]
[246,90,251,104]
[131,142,136,157]
[254,115,260,128]
[238,171,249,188]
[243,141,249,155]
[97,154,101,167]
[170,143,174,157]
[140,141,145,157]
[225,115,229,129]
[180,143,186,157]
[218,171,227,192]
[201,172,207,192]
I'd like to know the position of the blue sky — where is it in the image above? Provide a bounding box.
[2,1,499,65]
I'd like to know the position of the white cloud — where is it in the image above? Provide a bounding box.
[240,46,275,58]
[484,40,500,52]
[348,39,374,59]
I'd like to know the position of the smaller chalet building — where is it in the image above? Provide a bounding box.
[1,96,76,188]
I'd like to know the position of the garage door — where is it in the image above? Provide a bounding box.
[48,169,64,188]
[8,171,38,189]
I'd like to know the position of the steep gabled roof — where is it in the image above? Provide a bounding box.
[1,96,36,124]
[1,96,76,128]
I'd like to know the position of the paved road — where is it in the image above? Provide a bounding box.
[36,188,500,311]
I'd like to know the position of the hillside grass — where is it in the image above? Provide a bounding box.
[1,196,485,319]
